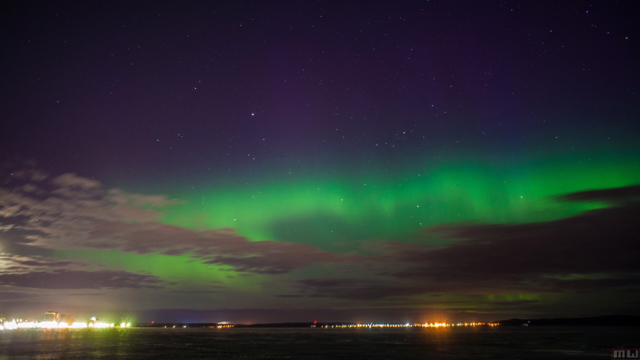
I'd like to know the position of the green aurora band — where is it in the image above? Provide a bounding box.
[53,149,640,316]
[158,153,640,248]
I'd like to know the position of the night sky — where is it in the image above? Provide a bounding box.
[1,1,639,324]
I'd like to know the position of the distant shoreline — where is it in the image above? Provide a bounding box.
[132,315,640,328]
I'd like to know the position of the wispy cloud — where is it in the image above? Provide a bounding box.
[0,269,165,289]
[0,171,363,275]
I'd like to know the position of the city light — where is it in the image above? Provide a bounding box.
[38,321,60,329]
[0,310,499,332]
[89,322,114,328]
[17,321,36,329]
[0,310,130,331]
[319,322,499,328]
[3,321,18,330]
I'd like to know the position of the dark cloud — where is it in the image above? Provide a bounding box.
[533,276,640,294]
[0,252,168,290]
[299,278,358,288]
[0,226,57,258]
[385,196,640,294]
[0,269,165,289]
[12,259,76,267]
[294,278,424,300]
[200,240,360,274]
[80,220,362,274]
[554,185,640,203]
[0,254,90,274]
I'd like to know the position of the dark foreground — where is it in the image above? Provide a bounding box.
[0,326,637,359]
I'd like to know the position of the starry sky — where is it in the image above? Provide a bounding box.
[1,1,639,323]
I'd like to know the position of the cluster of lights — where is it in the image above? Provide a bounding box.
[321,322,498,328]
[1,318,131,331]
[90,322,115,329]
[323,323,415,328]
[422,322,498,327]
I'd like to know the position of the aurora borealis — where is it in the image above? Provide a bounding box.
[1,1,639,323]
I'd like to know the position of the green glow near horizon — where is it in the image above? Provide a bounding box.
[55,250,226,281]
[153,154,640,250]
[54,249,266,292]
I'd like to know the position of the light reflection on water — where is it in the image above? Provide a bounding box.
[0,326,638,359]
